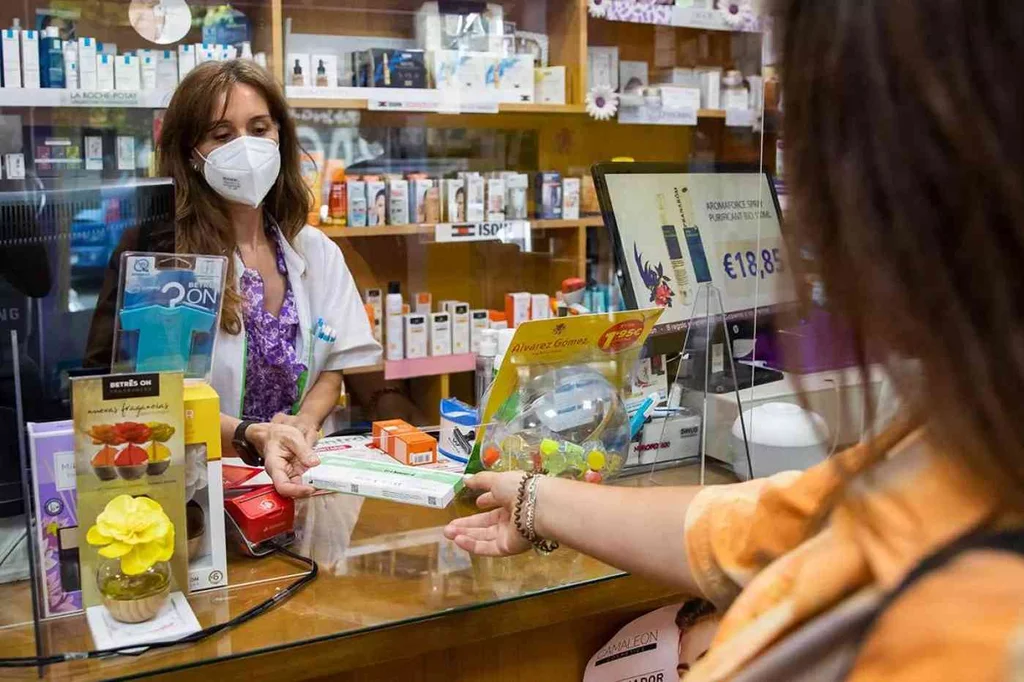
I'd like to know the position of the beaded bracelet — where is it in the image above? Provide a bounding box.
[513,473,559,555]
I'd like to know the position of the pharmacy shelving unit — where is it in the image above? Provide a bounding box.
[0,0,773,424]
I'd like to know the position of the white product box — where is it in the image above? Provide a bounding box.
[470,310,490,353]
[626,412,701,468]
[347,179,367,227]
[303,444,465,509]
[699,68,722,109]
[464,175,485,222]
[193,43,213,64]
[748,75,764,112]
[723,86,749,111]
[365,288,383,342]
[505,173,528,219]
[2,29,22,88]
[96,54,115,91]
[310,54,338,88]
[388,178,410,226]
[182,383,229,593]
[178,44,196,80]
[587,46,618,90]
[85,135,103,171]
[409,178,435,224]
[492,54,534,103]
[485,177,506,221]
[451,303,470,355]
[4,153,25,179]
[115,54,141,91]
[505,292,531,328]
[619,60,649,92]
[431,50,492,91]
[286,53,312,87]
[62,41,79,88]
[98,42,117,56]
[430,312,452,356]
[536,66,566,105]
[139,50,156,89]
[20,30,40,89]
[219,46,237,61]
[562,177,581,220]
[157,50,178,89]
[655,67,700,88]
[404,314,428,359]
[531,294,550,320]
[116,136,135,171]
[437,300,459,316]
[443,178,465,222]
[386,313,405,361]
[365,179,388,226]
[78,37,97,89]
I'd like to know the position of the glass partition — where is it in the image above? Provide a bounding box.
[0,0,834,676]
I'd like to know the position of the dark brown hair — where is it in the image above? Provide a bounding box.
[675,599,716,631]
[775,1,1024,507]
[158,59,311,334]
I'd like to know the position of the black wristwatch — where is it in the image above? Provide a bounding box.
[232,420,264,468]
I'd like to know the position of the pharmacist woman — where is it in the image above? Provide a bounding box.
[87,60,382,497]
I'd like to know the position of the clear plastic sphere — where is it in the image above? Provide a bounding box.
[480,365,629,483]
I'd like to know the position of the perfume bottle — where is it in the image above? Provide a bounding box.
[315,58,328,87]
[658,193,693,307]
[291,58,303,86]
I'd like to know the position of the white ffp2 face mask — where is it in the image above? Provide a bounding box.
[197,136,281,208]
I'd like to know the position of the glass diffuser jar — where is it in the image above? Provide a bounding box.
[96,558,171,623]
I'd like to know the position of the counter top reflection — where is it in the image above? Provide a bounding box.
[0,466,733,681]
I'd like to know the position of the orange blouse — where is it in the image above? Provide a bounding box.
[682,422,1024,681]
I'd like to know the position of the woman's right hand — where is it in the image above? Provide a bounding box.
[443,472,533,557]
[247,422,319,498]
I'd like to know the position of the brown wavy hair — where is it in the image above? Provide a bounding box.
[774,0,1024,508]
[157,59,311,334]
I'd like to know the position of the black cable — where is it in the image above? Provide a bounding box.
[0,544,317,668]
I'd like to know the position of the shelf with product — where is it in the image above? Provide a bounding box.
[0,0,776,427]
[590,0,764,34]
[319,216,603,239]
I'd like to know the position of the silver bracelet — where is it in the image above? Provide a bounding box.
[517,474,559,555]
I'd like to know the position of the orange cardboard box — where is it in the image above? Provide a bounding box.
[371,419,414,452]
[391,431,438,467]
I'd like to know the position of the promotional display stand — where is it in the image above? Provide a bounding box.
[647,283,753,486]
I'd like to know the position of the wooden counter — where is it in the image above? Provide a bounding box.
[0,467,731,681]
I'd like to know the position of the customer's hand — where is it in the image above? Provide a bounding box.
[271,412,320,447]
[443,472,532,557]
[248,423,319,498]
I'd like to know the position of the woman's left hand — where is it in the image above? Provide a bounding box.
[272,412,320,447]
[443,472,532,557]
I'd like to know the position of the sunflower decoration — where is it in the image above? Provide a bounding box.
[112,422,152,481]
[146,422,175,476]
[89,424,125,481]
[86,495,175,576]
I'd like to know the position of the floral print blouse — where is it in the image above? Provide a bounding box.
[239,229,306,422]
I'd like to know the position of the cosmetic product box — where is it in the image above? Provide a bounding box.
[362,48,427,88]
[535,172,563,219]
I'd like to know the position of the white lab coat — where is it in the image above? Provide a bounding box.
[210,225,381,422]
